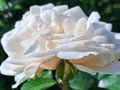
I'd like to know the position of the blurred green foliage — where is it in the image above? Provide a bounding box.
[0,0,120,90]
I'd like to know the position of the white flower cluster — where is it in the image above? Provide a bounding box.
[0,3,120,88]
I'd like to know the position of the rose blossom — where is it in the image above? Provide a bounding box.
[0,3,120,88]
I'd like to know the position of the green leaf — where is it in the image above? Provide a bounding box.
[0,0,7,11]
[69,70,95,90]
[21,71,56,90]
[98,75,120,90]
[56,60,77,90]
[21,78,56,90]
[97,73,110,80]
[41,70,53,79]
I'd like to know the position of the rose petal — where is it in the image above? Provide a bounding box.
[25,49,56,57]
[12,73,26,88]
[1,30,23,57]
[22,11,30,20]
[30,5,41,15]
[30,3,54,15]
[40,10,52,24]
[63,6,87,20]
[12,62,40,88]
[94,28,115,43]
[39,56,61,70]
[53,5,68,13]
[24,40,41,55]
[23,62,40,78]
[55,40,95,51]
[74,59,120,75]
[92,36,108,44]
[115,33,120,39]
[114,33,120,58]
[57,51,98,59]
[52,37,71,44]
[74,17,87,34]
[63,17,76,35]
[1,57,41,66]
[88,60,120,74]
[0,58,25,75]
[87,11,100,29]
[19,26,32,39]
[93,21,112,31]
[28,16,39,30]
[115,34,120,53]
[40,3,54,12]
[51,11,67,33]
[82,54,108,67]
[74,64,96,75]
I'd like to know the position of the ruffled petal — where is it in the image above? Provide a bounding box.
[30,5,41,15]
[40,3,54,12]
[50,11,67,33]
[63,17,76,35]
[57,51,98,59]
[12,73,27,88]
[25,49,56,58]
[40,10,52,24]
[74,17,87,34]
[115,33,120,39]
[24,40,41,55]
[74,59,120,75]
[23,62,40,78]
[87,11,100,29]
[1,30,24,57]
[0,58,25,75]
[93,21,112,31]
[55,40,96,51]
[53,5,68,13]
[30,3,54,15]
[88,60,120,74]
[94,28,115,43]
[39,56,61,70]
[12,62,40,88]
[74,64,96,75]
[63,6,87,20]
[114,33,120,58]
[83,55,108,67]
[19,26,32,39]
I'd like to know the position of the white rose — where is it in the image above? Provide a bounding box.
[0,3,120,88]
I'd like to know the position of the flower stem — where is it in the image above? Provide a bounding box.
[62,82,70,90]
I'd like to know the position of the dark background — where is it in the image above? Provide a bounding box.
[0,0,120,90]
